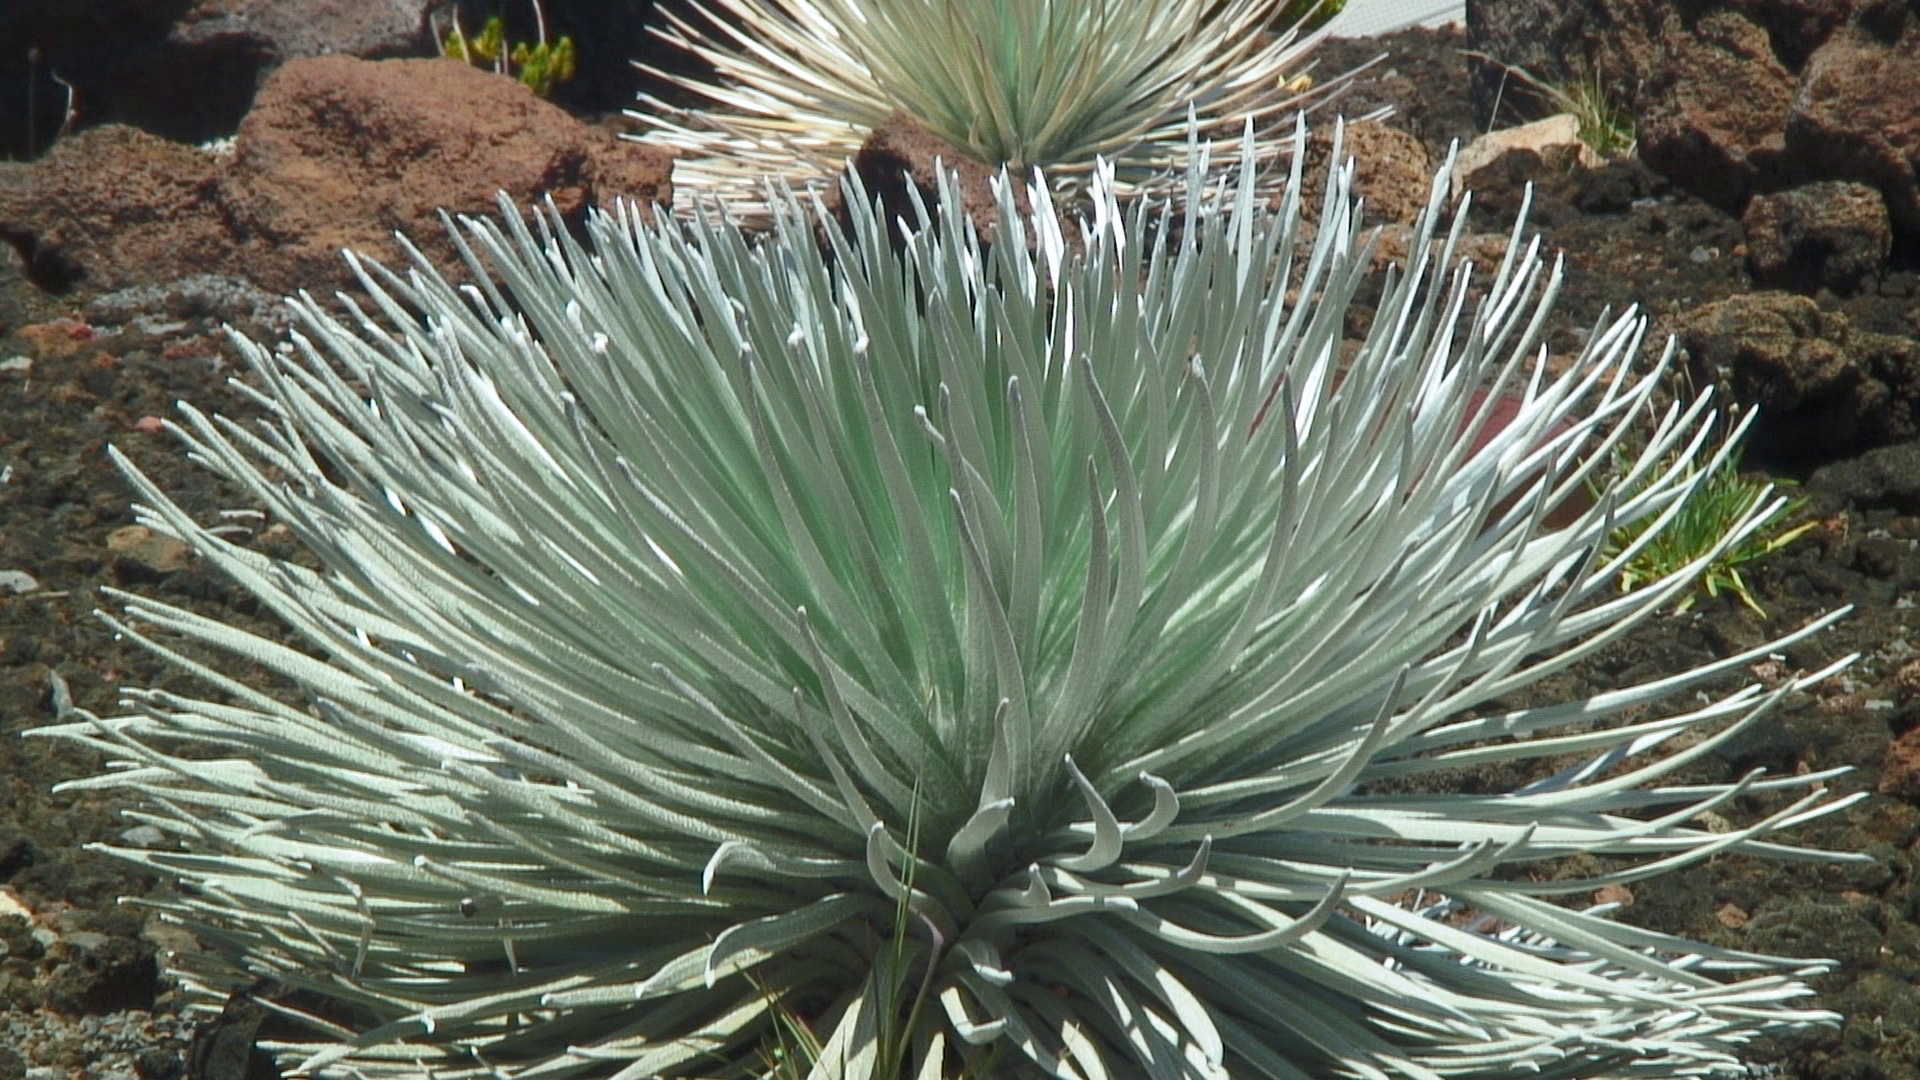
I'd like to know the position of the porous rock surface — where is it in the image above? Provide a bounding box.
[1292,119,1519,275]
[0,125,230,295]
[0,0,439,154]
[0,55,673,297]
[1467,0,1920,273]
[1742,181,1894,294]
[1295,119,1436,227]
[1679,291,1920,465]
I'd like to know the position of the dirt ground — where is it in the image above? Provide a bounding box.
[2,24,1918,1080]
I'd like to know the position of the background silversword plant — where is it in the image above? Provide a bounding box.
[635,0,1358,211]
[39,128,1866,1078]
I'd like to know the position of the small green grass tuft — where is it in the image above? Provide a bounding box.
[1541,62,1635,159]
[1604,453,1816,617]
[1479,56,1636,159]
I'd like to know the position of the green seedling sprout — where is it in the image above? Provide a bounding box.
[442,2,576,98]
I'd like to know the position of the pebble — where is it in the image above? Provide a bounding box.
[116,825,169,848]
[105,526,195,574]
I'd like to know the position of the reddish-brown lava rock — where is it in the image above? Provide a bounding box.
[0,0,441,154]
[1681,291,1920,465]
[1282,120,1494,277]
[1291,120,1435,228]
[219,55,674,294]
[1879,725,1920,799]
[15,318,103,360]
[1636,10,1796,211]
[0,56,673,299]
[1895,658,1920,702]
[1788,18,1920,245]
[0,126,234,293]
[1743,181,1893,295]
[1471,0,1920,261]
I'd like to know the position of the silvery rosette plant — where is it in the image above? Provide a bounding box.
[39,127,1864,1079]
[637,0,1355,210]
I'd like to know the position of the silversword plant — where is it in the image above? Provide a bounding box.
[637,0,1355,211]
[41,129,1862,1078]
